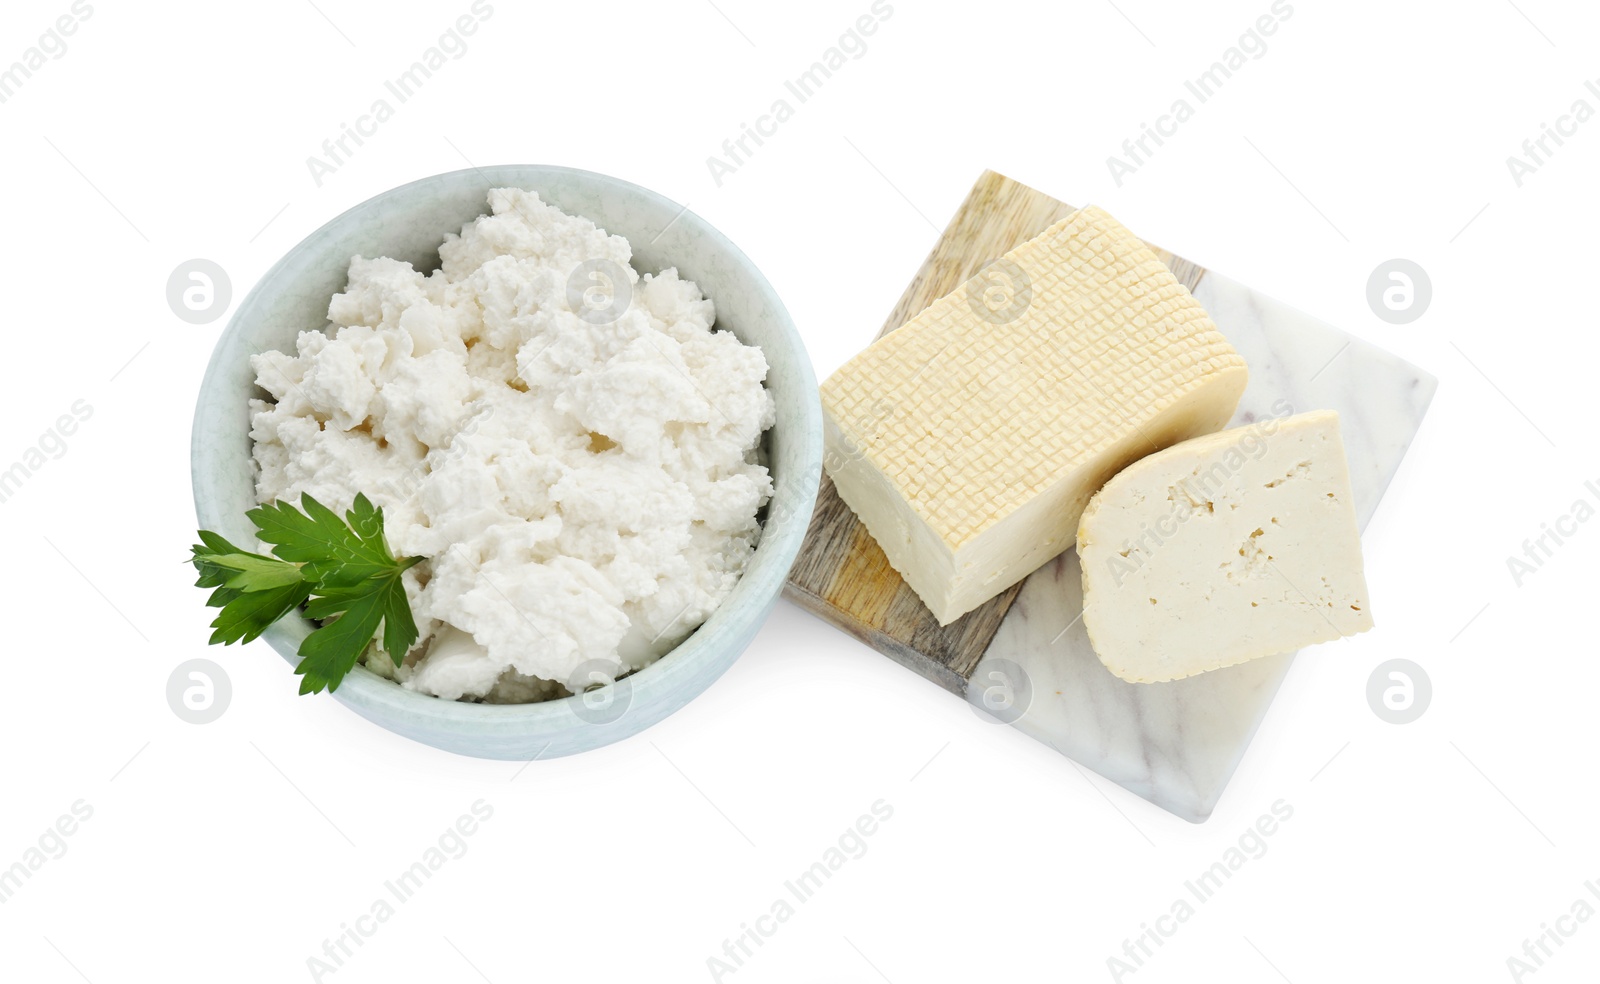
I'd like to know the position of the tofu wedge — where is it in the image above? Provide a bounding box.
[1077,409,1372,683]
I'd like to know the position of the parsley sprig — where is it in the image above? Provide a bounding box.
[191,494,423,694]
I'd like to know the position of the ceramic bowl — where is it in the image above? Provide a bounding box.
[191,165,821,759]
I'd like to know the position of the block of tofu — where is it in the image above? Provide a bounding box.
[1077,409,1373,683]
[820,205,1248,625]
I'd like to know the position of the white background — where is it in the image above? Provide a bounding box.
[0,0,1594,981]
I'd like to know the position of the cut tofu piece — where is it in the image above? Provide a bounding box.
[1077,409,1373,683]
[821,205,1248,625]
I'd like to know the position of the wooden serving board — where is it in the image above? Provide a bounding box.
[783,171,1436,821]
[784,171,1203,696]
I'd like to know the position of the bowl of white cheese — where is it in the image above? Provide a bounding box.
[192,165,821,758]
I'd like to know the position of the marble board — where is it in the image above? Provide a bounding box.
[784,171,1436,822]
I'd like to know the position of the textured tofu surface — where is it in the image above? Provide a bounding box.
[821,205,1248,624]
[1077,409,1373,683]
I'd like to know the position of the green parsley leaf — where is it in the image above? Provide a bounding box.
[208,580,313,646]
[205,552,308,593]
[192,494,424,694]
[189,533,308,636]
[296,582,392,695]
[248,493,404,586]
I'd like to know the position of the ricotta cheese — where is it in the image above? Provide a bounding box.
[1076,409,1373,683]
[249,189,775,702]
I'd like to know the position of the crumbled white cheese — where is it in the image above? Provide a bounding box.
[249,189,775,701]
